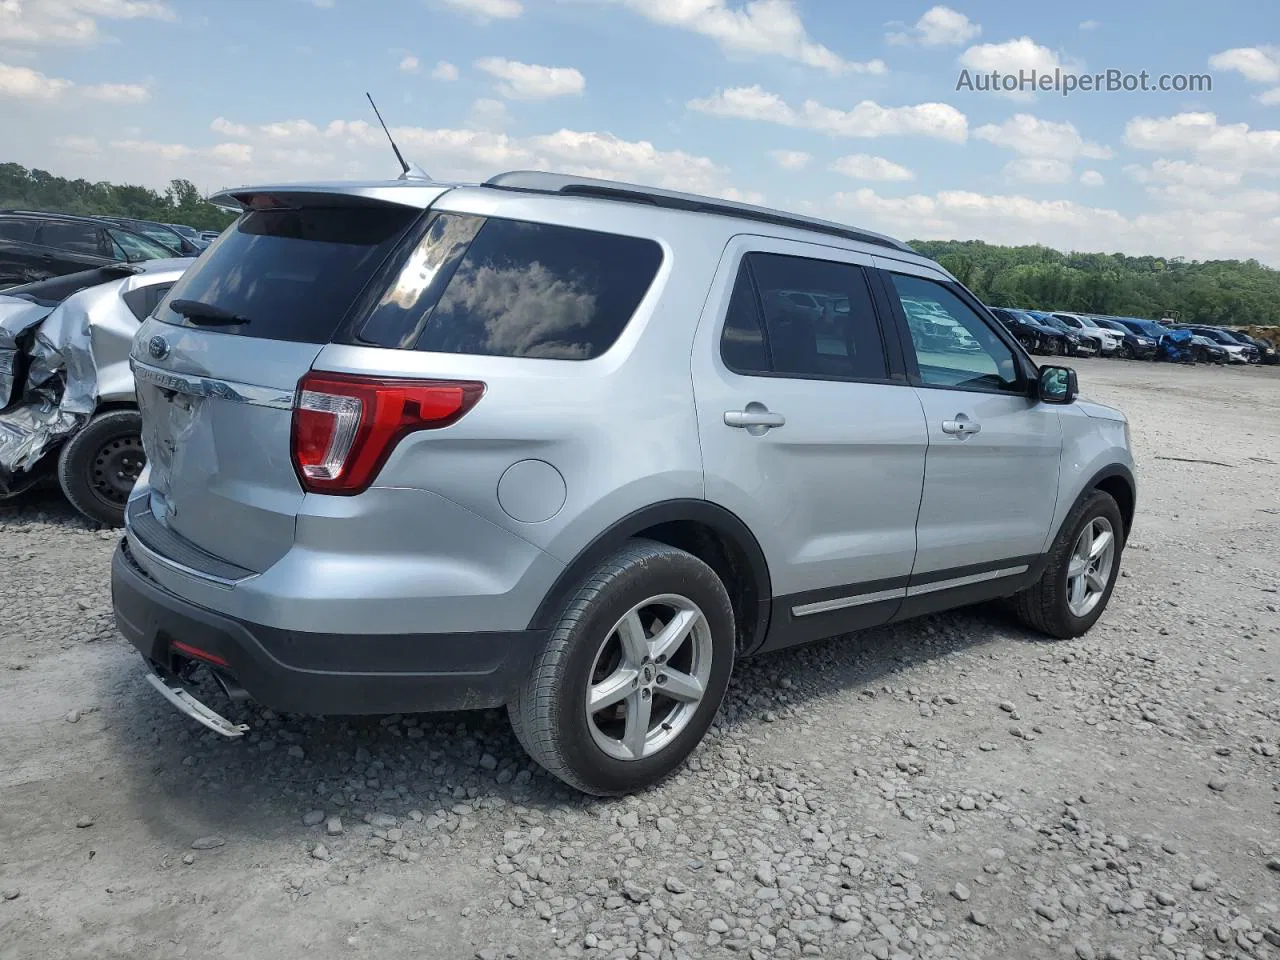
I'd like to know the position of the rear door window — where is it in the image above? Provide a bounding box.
[351,214,664,360]
[0,218,37,242]
[719,252,889,381]
[38,220,105,256]
[154,204,420,343]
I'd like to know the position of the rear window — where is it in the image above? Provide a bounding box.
[154,204,419,342]
[349,213,664,360]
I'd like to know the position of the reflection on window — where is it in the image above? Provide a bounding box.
[361,217,663,360]
[888,274,1019,392]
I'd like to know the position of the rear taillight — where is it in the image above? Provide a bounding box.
[291,371,485,495]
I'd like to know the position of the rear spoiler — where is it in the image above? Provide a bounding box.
[208,181,458,213]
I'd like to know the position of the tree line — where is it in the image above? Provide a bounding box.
[914,239,1280,327]
[0,163,237,232]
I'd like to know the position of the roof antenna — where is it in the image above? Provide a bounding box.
[365,92,429,181]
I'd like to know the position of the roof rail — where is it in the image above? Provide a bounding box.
[482,170,916,254]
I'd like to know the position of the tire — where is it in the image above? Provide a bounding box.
[56,409,145,527]
[1012,490,1124,640]
[508,539,736,796]
[1118,342,1134,360]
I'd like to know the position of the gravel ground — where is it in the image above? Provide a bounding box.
[1,357,1277,960]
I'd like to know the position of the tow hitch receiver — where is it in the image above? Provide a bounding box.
[143,661,249,738]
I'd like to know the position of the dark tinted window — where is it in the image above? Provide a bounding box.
[0,218,37,243]
[354,214,663,359]
[719,265,769,373]
[39,220,103,256]
[123,281,175,321]
[736,252,888,380]
[155,204,418,343]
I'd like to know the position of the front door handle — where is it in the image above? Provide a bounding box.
[724,402,786,432]
[941,414,981,438]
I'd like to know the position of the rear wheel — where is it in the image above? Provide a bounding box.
[56,409,145,526]
[1012,490,1124,639]
[508,539,735,796]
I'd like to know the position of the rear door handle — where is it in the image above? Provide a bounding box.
[724,403,786,431]
[941,414,981,437]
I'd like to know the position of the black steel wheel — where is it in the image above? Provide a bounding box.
[56,409,145,526]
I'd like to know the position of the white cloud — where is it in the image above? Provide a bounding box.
[1122,159,1243,189]
[209,142,253,165]
[211,116,250,137]
[398,55,420,74]
[831,153,914,181]
[1260,87,1280,106]
[436,0,522,20]
[109,138,192,161]
[607,0,884,76]
[431,60,459,81]
[474,56,585,99]
[1124,112,1280,174]
[81,81,149,103]
[0,0,174,47]
[1079,19,1098,30]
[832,186,1280,263]
[1002,157,1072,184]
[958,37,1064,99]
[0,61,72,99]
[1079,169,1104,186]
[975,113,1111,160]
[466,97,508,133]
[688,85,969,142]
[55,134,100,154]
[1208,45,1280,84]
[769,149,810,170]
[887,6,980,47]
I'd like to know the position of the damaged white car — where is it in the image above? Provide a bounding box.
[0,258,192,525]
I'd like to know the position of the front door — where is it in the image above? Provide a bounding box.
[875,264,1062,599]
[692,238,929,650]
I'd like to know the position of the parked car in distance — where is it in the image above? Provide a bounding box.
[0,259,192,524]
[112,170,1136,796]
[1088,317,1158,360]
[97,216,204,257]
[1225,329,1278,364]
[1027,311,1101,357]
[165,223,208,250]
[1186,335,1228,364]
[988,307,1074,356]
[1173,325,1252,364]
[0,210,175,289]
[1052,313,1121,355]
[199,229,222,244]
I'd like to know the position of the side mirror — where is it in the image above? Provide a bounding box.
[1037,364,1078,404]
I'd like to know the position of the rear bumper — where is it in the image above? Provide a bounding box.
[111,539,547,715]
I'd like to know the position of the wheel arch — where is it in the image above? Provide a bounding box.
[1065,464,1136,541]
[528,499,773,655]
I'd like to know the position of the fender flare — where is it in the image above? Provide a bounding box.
[527,499,773,649]
[1056,463,1137,543]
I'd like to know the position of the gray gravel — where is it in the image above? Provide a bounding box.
[1,358,1278,960]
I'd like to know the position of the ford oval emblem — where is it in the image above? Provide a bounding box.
[148,335,170,361]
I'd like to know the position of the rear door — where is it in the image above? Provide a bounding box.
[33,219,111,275]
[130,195,428,573]
[692,237,928,650]
[874,262,1062,598]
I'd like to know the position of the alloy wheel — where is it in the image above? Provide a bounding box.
[1066,517,1116,618]
[585,594,714,761]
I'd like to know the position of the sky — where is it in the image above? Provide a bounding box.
[2,0,1280,264]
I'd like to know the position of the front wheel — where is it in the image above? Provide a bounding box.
[508,539,735,796]
[56,409,145,526]
[1012,490,1124,639]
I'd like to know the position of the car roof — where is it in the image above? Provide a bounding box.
[208,169,920,257]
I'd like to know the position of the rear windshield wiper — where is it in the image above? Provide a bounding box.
[169,298,250,326]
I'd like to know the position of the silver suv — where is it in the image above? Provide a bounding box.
[112,171,1136,795]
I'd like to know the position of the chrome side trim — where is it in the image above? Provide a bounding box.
[905,565,1029,597]
[143,666,249,738]
[124,529,251,590]
[792,587,907,618]
[132,361,295,410]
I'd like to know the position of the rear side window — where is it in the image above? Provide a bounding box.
[40,221,104,256]
[0,218,37,242]
[154,205,419,343]
[123,282,175,321]
[352,214,664,360]
[720,252,889,381]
